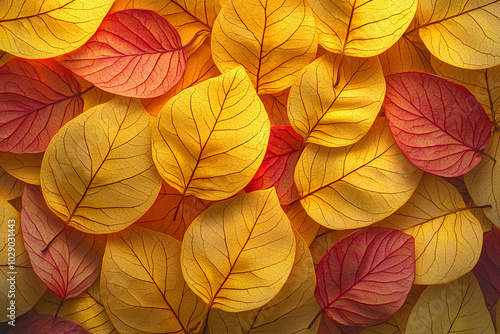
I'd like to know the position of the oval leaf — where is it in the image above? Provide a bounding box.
[315,227,415,327]
[211,0,317,94]
[40,96,162,234]
[58,9,187,98]
[181,188,296,312]
[6,313,89,334]
[152,66,270,201]
[295,117,423,229]
[384,71,492,177]
[0,152,43,185]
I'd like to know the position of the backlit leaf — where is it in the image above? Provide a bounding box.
[0,0,115,59]
[101,226,208,334]
[308,0,417,57]
[384,71,492,177]
[416,0,500,69]
[181,188,296,312]
[406,272,494,334]
[0,167,23,200]
[6,313,90,333]
[40,96,162,234]
[0,58,84,154]
[315,227,415,327]
[211,0,317,94]
[0,152,43,185]
[285,201,321,246]
[473,227,500,308]
[287,54,385,147]
[260,89,290,126]
[295,117,422,229]
[152,67,269,201]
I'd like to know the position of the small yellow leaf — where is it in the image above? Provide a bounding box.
[295,117,422,229]
[308,0,417,57]
[416,0,500,69]
[41,96,162,234]
[181,189,296,312]
[152,67,270,201]
[0,0,115,59]
[287,54,385,147]
[0,167,23,201]
[0,152,43,185]
[101,226,208,334]
[284,201,320,246]
[211,0,317,94]
[406,272,495,334]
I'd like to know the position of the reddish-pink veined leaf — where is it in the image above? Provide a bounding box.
[473,227,500,307]
[245,126,302,205]
[6,312,89,333]
[314,227,415,328]
[383,71,491,177]
[0,58,84,154]
[20,184,105,301]
[58,9,187,98]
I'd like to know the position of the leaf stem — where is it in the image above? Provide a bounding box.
[54,298,65,318]
[480,149,496,163]
[308,308,324,329]
[42,226,66,252]
[334,53,345,87]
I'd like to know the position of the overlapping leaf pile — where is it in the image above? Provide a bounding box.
[0,0,499,333]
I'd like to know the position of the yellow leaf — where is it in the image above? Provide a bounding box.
[0,0,115,59]
[284,201,320,246]
[209,234,320,334]
[260,89,290,126]
[360,318,401,334]
[181,189,296,312]
[0,167,23,201]
[393,285,426,333]
[101,226,208,334]
[416,0,500,69]
[211,0,317,95]
[152,67,269,201]
[40,96,162,234]
[75,77,115,113]
[406,272,495,334]
[1,198,46,321]
[308,0,417,57]
[0,152,43,185]
[287,54,385,147]
[378,174,483,284]
[0,51,13,66]
[295,117,422,229]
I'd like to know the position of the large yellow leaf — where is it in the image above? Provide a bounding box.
[406,272,494,334]
[181,189,296,312]
[40,96,162,234]
[295,117,422,229]
[209,235,320,334]
[378,174,483,284]
[101,226,208,334]
[0,0,115,59]
[416,0,500,69]
[152,67,269,201]
[211,0,317,95]
[308,0,417,57]
[0,152,43,185]
[287,53,385,147]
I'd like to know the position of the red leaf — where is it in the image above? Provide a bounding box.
[383,71,491,177]
[245,126,302,205]
[20,184,105,301]
[314,227,415,327]
[473,227,500,307]
[58,9,187,98]
[6,313,89,333]
[0,59,84,154]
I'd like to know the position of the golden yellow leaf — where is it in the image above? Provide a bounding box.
[181,189,296,312]
[40,96,162,234]
[152,67,269,201]
[0,0,115,59]
[101,226,208,334]
[393,285,426,333]
[284,201,320,246]
[378,174,483,284]
[260,89,290,126]
[1,198,46,321]
[295,117,422,229]
[287,54,385,147]
[0,167,23,201]
[308,0,417,57]
[211,0,317,95]
[0,51,13,66]
[209,234,320,334]
[0,152,43,185]
[415,0,500,69]
[406,272,495,334]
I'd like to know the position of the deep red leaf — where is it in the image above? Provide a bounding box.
[20,184,105,301]
[314,227,415,327]
[6,313,89,333]
[473,227,500,307]
[58,9,187,98]
[245,126,302,205]
[0,59,83,154]
[383,71,491,177]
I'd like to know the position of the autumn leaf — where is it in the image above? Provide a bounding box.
[260,89,290,126]
[473,227,500,308]
[0,167,23,201]
[0,152,43,185]
[5,312,90,333]
[284,201,321,246]
[392,285,426,333]
[0,51,13,66]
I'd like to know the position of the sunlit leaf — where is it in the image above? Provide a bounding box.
[152,66,269,201]
[0,0,115,59]
[260,89,290,126]
[0,167,23,200]
[473,227,500,308]
[40,96,162,234]
[5,312,90,333]
[0,152,43,185]
[295,117,422,229]
[181,188,296,312]
[211,0,317,94]
[285,201,320,246]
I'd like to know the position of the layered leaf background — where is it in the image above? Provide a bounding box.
[0,0,499,333]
